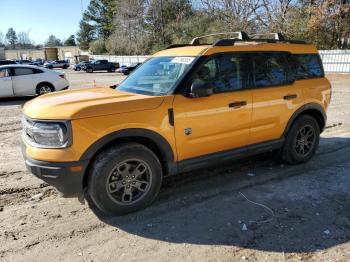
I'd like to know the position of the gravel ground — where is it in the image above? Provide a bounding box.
[0,71,349,262]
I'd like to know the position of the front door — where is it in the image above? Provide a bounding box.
[0,68,13,98]
[173,53,253,161]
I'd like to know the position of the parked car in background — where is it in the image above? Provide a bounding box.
[119,63,142,75]
[72,61,89,71]
[15,59,33,65]
[44,60,70,69]
[29,59,44,66]
[0,60,17,66]
[82,60,119,73]
[0,65,69,97]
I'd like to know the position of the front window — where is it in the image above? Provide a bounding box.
[117,56,195,96]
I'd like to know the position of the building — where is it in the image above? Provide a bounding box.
[4,46,87,63]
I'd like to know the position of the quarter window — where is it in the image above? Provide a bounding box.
[253,53,289,88]
[292,54,324,79]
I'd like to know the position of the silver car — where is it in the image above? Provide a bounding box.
[44,60,70,69]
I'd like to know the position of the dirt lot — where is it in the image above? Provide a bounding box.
[0,71,349,262]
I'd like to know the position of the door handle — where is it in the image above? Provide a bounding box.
[229,101,247,108]
[283,94,297,100]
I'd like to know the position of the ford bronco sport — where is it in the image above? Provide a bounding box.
[22,32,331,215]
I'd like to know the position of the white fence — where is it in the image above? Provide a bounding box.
[91,50,350,73]
[90,55,151,66]
[319,50,350,73]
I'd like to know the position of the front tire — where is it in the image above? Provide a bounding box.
[86,67,93,73]
[282,115,320,164]
[88,143,163,215]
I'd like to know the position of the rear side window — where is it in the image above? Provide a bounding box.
[292,54,324,79]
[253,52,290,88]
[14,67,34,76]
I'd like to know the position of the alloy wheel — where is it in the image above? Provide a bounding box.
[106,159,152,205]
[295,124,316,156]
[39,86,52,95]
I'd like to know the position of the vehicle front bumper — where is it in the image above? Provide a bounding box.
[22,145,89,197]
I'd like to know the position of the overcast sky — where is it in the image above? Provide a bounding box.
[0,0,90,44]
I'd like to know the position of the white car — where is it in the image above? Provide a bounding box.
[0,65,69,97]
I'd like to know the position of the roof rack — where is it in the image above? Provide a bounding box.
[190,31,250,45]
[165,31,307,49]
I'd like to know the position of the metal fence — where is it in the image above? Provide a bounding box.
[91,50,350,73]
[319,50,350,73]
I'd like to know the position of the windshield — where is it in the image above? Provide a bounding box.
[117,56,195,96]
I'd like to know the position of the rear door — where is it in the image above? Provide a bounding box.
[0,68,13,97]
[249,52,304,145]
[11,67,38,96]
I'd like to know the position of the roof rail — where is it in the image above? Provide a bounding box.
[190,31,249,45]
[165,32,307,49]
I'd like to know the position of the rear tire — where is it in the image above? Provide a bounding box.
[87,143,163,215]
[109,66,116,72]
[36,83,55,95]
[282,115,320,164]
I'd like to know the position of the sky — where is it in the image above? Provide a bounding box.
[0,0,90,44]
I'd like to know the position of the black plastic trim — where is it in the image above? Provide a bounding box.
[282,103,327,136]
[22,144,88,197]
[79,128,175,170]
[168,108,174,126]
[177,139,284,174]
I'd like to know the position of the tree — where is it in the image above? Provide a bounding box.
[77,20,96,50]
[45,35,62,47]
[77,0,117,50]
[64,35,76,46]
[6,28,17,48]
[89,39,107,54]
[0,31,4,47]
[107,0,150,55]
[17,31,34,49]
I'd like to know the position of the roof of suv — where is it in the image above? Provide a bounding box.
[154,42,318,57]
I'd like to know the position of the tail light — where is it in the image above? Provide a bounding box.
[59,74,65,79]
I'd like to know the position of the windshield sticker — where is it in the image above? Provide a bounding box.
[171,57,194,64]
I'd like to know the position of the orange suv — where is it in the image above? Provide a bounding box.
[22,32,331,215]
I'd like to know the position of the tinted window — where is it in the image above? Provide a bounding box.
[33,68,44,74]
[14,68,34,76]
[191,53,249,93]
[253,52,289,87]
[292,54,324,79]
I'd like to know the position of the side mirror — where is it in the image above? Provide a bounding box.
[188,81,214,98]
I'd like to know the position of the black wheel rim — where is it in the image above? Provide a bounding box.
[295,124,316,156]
[106,159,152,205]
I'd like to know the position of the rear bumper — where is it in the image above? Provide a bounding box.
[22,145,89,197]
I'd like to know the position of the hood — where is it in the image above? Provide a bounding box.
[23,87,165,120]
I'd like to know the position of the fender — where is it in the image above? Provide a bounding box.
[79,128,176,174]
[283,103,327,137]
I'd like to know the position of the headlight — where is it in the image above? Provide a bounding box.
[22,117,72,148]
